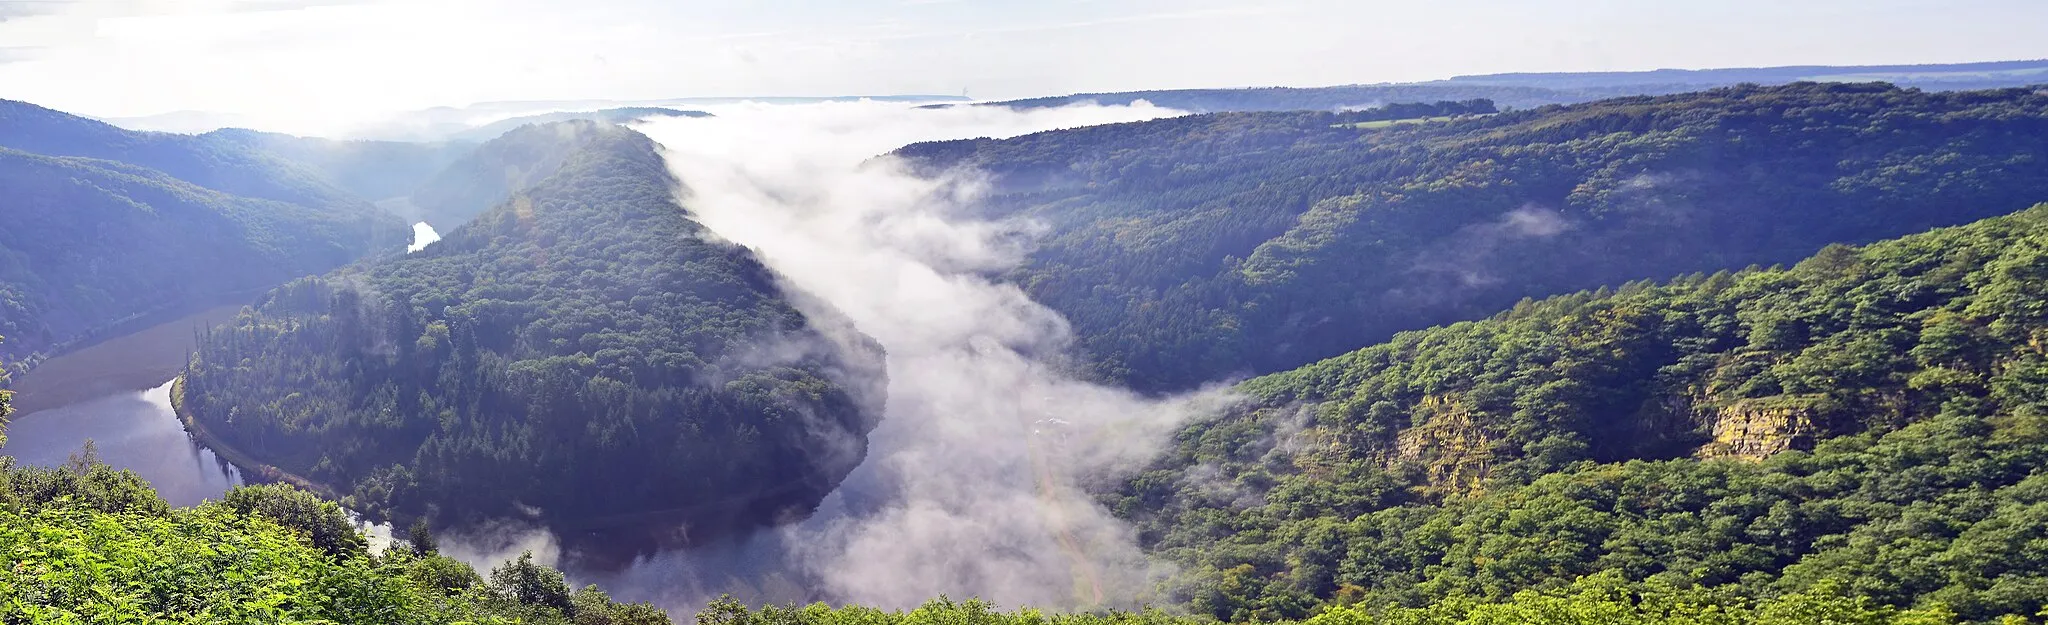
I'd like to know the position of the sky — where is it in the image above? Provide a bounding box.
[1,0,2045,122]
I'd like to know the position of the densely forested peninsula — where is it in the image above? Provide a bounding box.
[178,122,886,545]
[902,82,2048,392]
[1111,203,2048,622]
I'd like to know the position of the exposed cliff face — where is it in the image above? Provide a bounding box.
[1393,395,1497,495]
[1693,396,1822,460]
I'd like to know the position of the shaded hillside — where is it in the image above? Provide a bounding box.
[900,82,2048,392]
[961,84,1662,113]
[179,124,886,546]
[0,99,377,210]
[974,60,2048,113]
[1110,204,2048,622]
[1444,59,2048,91]
[407,120,613,229]
[0,148,404,375]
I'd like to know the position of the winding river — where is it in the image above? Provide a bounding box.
[0,305,247,506]
[1,223,445,508]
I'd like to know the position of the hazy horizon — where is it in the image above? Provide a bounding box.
[4,0,2046,133]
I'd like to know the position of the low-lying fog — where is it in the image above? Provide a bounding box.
[437,100,1243,612]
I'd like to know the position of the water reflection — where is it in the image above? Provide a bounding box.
[5,304,245,415]
[1,380,244,507]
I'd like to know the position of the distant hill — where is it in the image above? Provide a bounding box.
[448,107,712,142]
[1444,58,2048,91]
[0,147,404,374]
[406,120,613,229]
[900,83,2048,392]
[956,83,1660,113]
[0,100,412,376]
[968,60,2048,113]
[201,128,474,201]
[0,99,378,209]
[100,96,969,139]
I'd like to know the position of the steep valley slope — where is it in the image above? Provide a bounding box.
[1113,203,2048,622]
[901,83,2048,392]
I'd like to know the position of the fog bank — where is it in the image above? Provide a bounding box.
[600,100,1236,610]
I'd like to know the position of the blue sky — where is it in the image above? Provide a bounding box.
[1,0,2043,122]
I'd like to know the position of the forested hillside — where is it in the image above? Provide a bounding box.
[901,83,2048,392]
[965,84,1655,113]
[1442,59,2048,91]
[974,61,2048,113]
[0,147,405,375]
[1109,204,2048,622]
[0,99,418,376]
[407,120,614,228]
[0,99,382,210]
[179,123,886,544]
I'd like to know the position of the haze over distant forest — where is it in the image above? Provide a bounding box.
[4,1,2048,623]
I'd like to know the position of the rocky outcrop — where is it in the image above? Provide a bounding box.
[1693,396,1823,461]
[1393,395,1498,495]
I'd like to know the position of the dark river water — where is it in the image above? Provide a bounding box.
[0,268,780,610]
[0,302,405,543]
[1,379,244,506]
[1,305,249,506]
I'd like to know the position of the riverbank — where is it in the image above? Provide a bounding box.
[169,376,347,502]
[5,304,247,415]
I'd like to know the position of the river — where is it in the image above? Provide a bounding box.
[1,379,244,506]
[0,301,411,559]
[1,224,445,508]
[0,305,247,506]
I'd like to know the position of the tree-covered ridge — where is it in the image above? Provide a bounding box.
[0,99,381,212]
[968,61,2048,114]
[0,147,406,375]
[1109,204,2048,622]
[179,123,885,544]
[407,119,616,229]
[900,82,2048,392]
[1441,59,2048,91]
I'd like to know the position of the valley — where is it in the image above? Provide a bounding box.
[5,61,2048,624]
